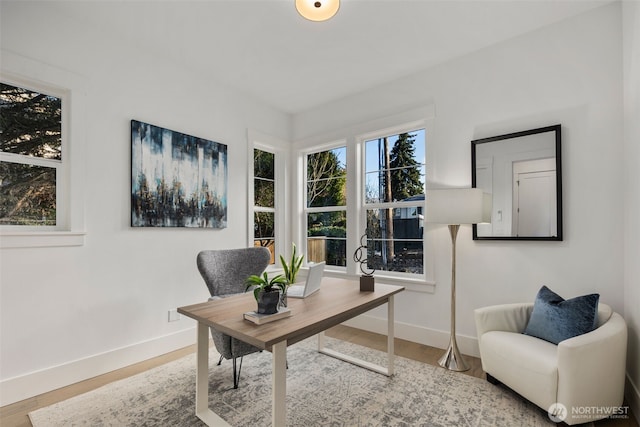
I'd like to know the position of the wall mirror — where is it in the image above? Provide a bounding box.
[471,124,562,240]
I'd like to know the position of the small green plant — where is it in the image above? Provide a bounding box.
[280,242,304,285]
[245,272,287,301]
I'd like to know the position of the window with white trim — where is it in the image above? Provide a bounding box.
[0,82,64,228]
[1,51,86,248]
[249,130,289,265]
[298,117,430,283]
[253,147,277,264]
[363,129,426,275]
[305,145,347,267]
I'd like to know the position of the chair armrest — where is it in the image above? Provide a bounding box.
[557,312,627,412]
[475,303,534,337]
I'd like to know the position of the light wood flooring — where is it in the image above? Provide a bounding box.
[1,325,637,427]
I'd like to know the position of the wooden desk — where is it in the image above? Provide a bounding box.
[178,277,404,426]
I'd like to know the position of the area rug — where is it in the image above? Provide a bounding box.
[29,337,555,426]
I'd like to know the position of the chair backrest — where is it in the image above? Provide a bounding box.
[596,303,613,328]
[197,247,271,297]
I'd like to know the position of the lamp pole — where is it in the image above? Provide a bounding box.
[438,224,469,371]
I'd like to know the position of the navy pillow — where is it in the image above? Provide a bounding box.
[524,286,599,345]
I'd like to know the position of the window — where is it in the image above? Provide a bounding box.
[253,148,276,263]
[363,130,426,275]
[0,82,62,228]
[1,51,86,248]
[305,146,347,267]
[297,108,434,285]
[249,130,288,265]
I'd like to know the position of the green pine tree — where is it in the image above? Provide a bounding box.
[389,133,423,201]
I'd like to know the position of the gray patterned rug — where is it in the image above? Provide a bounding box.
[29,336,554,426]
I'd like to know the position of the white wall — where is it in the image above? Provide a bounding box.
[295,0,631,394]
[623,0,640,418]
[0,2,290,404]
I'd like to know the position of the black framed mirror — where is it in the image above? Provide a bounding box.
[472,124,562,240]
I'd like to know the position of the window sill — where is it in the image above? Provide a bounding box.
[0,231,86,249]
[265,266,435,293]
[323,270,436,294]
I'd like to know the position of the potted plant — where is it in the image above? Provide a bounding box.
[245,272,287,314]
[280,242,304,285]
[279,243,305,307]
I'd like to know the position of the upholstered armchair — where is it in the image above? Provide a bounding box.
[475,302,627,425]
[196,247,271,388]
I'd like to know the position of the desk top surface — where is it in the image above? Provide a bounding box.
[178,277,404,349]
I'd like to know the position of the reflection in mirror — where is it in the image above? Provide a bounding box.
[472,125,562,240]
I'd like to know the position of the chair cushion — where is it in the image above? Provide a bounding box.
[480,330,559,410]
[524,286,599,345]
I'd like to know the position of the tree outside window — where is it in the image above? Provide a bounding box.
[254,148,276,263]
[306,147,347,267]
[0,83,62,226]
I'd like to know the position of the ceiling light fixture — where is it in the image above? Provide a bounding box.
[295,0,340,22]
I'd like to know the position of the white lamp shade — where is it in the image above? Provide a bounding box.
[426,188,491,225]
[295,0,340,22]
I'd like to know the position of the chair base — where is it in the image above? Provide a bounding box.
[217,355,243,389]
[486,373,501,385]
[232,356,243,389]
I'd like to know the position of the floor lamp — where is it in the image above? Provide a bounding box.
[426,188,490,371]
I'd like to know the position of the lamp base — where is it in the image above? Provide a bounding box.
[438,337,469,372]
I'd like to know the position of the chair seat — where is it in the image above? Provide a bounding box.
[480,331,558,410]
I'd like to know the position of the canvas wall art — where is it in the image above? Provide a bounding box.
[131,120,227,228]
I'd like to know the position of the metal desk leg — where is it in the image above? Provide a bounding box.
[317,296,395,377]
[387,295,395,376]
[272,340,287,426]
[195,322,230,426]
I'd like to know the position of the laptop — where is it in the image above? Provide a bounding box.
[287,262,326,298]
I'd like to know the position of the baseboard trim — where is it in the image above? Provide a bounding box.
[0,328,196,407]
[342,314,480,358]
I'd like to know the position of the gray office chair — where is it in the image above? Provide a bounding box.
[196,247,271,388]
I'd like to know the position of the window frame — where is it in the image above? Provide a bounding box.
[303,142,348,271]
[1,81,66,230]
[247,130,289,268]
[0,50,86,248]
[358,124,427,281]
[294,107,436,290]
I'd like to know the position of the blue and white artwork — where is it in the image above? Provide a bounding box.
[131,120,227,228]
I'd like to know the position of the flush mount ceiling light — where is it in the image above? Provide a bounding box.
[295,0,340,22]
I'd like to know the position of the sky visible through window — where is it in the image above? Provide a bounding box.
[365,129,425,173]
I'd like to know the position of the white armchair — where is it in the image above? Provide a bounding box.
[475,303,627,425]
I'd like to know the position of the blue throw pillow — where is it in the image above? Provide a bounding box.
[523,286,599,345]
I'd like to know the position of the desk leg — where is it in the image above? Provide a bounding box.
[272,340,287,426]
[387,295,395,376]
[195,322,230,426]
[317,297,395,377]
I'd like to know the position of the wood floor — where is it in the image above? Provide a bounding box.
[1,325,637,427]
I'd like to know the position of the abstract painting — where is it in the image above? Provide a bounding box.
[131,120,227,228]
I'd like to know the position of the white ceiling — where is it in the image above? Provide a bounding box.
[55,0,611,114]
